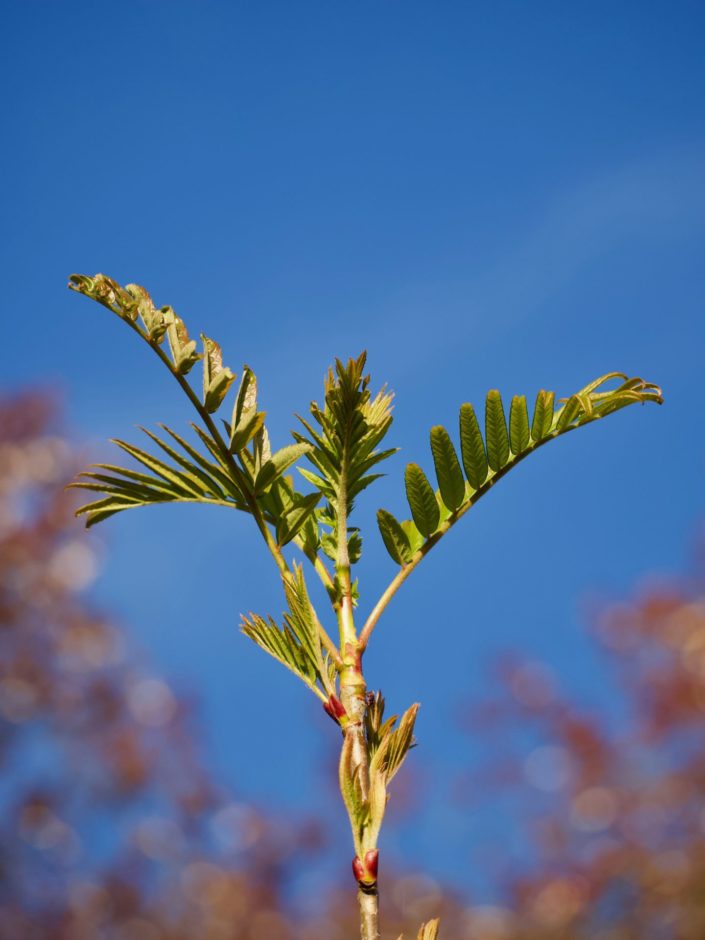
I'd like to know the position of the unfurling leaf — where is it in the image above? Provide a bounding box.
[418,920,441,940]
[201,334,236,413]
[339,734,367,855]
[405,463,440,537]
[377,509,412,565]
[396,922,441,940]
[229,367,267,452]
[430,426,465,512]
[295,353,396,563]
[164,307,202,375]
[230,409,266,454]
[276,492,322,546]
[125,284,167,342]
[555,393,582,432]
[255,442,313,494]
[68,273,139,321]
[241,565,333,700]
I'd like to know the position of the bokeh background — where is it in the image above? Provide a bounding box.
[2,2,704,937]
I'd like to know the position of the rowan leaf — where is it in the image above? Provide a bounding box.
[459,402,488,489]
[255,443,313,494]
[276,492,322,547]
[485,389,510,471]
[430,426,465,512]
[377,509,412,566]
[163,307,202,375]
[530,389,555,442]
[201,334,236,413]
[404,463,439,538]
[509,395,530,455]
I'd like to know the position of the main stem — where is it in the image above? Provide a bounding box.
[339,648,378,939]
[339,584,379,939]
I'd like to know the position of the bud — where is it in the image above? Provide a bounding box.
[352,849,379,886]
[323,694,347,725]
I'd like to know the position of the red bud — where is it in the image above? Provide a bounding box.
[364,849,379,880]
[352,855,365,882]
[352,850,379,885]
[323,694,347,724]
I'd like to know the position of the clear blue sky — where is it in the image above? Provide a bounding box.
[2,0,704,901]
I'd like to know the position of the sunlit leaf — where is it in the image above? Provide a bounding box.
[509,394,530,455]
[485,389,510,471]
[530,389,555,442]
[404,463,440,537]
[201,334,236,413]
[377,509,412,565]
[459,402,488,489]
[430,426,465,512]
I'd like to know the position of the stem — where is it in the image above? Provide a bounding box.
[358,887,379,940]
[339,642,378,938]
[298,539,340,610]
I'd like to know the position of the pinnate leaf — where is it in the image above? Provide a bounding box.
[485,390,510,471]
[509,394,530,455]
[459,402,487,489]
[377,509,412,565]
[404,463,440,537]
[201,334,236,413]
[530,389,555,441]
[430,426,465,512]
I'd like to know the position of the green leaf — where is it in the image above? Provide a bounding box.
[68,273,139,321]
[201,334,236,413]
[139,427,225,498]
[555,393,582,432]
[339,734,367,853]
[233,366,257,427]
[111,439,203,496]
[160,425,246,504]
[276,492,322,546]
[429,426,465,512]
[296,352,396,560]
[388,372,661,572]
[459,403,488,489]
[241,566,332,700]
[530,389,555,442]
[255,443,312,494]
[404,464,439,538]
[75,495,144,527]
[509,395,530,455]
[229,409,267,454]
[347,529,363,565]
[125,284,167,342]
[377,509,412,565]
[485,390,510,471]
[241,613,318,689]
[400,520,424,555]
[163,307,202,375]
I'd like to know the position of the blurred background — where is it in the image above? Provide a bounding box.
[1,2,704,937]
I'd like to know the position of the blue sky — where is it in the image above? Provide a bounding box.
[2,0,704,900]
